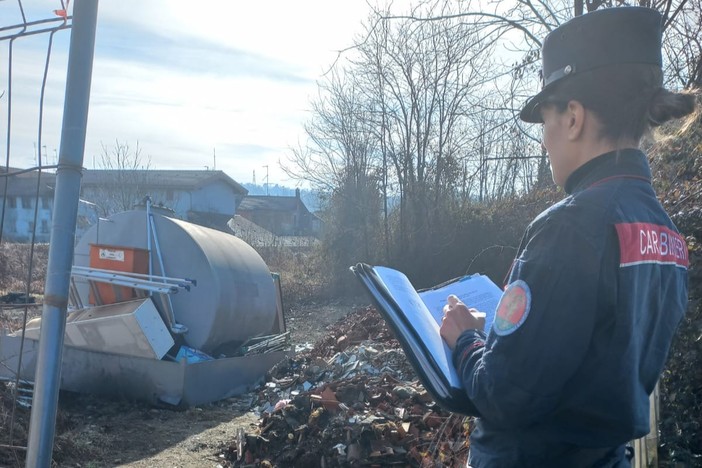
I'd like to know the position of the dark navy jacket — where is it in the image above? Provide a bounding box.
[453,149,688,467]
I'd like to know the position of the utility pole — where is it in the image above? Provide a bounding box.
[263,165,269,195]
[213,148,216,170]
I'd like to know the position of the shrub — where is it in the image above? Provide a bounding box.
[0,243,48,295]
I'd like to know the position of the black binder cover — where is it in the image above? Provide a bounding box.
[351,263,480,416]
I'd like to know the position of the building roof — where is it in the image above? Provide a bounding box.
[228,214,277,245]
[0,168,56,197]
[0,166,28,174]
[238,195,309,213]
[228,215,320,248]
[81,170,248,195]
[187,210,237,233]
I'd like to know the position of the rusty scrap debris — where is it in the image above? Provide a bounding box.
[220,306,473,467]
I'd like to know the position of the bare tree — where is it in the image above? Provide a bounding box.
[284,71,378,193]
[365,0,698,195]
[284,0,699,278]
[355,2,502,263]
[285,0,549,269]
[282,69,385,277]
[662,0,702,87]
[83,140,152,216]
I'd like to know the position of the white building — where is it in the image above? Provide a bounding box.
[79,169,249,232]
[1,168,249,243]
[0,167,55,243]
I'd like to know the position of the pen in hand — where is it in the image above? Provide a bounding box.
[440,294,486,350]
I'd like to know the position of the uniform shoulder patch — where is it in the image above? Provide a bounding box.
[493,280,532,336]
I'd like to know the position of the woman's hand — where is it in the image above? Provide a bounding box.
[440,295,486,350]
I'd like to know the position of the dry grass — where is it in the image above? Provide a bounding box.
[256,246,333,305]
[0,243,48,296]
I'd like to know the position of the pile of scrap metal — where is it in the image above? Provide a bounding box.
[0,204,291,407]
[220,306,472,467]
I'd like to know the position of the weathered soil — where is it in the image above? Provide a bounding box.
[3,291,702,468]
[0,302,361,467]
[54,395,260,467]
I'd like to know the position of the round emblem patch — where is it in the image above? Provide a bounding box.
[493,280,531,336]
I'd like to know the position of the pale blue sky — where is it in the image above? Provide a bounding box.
[1,0,373,187]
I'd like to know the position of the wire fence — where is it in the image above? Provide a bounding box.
[0,1,73,464]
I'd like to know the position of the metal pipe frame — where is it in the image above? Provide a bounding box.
[0,17,72,42]
[69,273,179,295]
[26,1,99,465]
[69,266,189,333]
[71,265,196,288]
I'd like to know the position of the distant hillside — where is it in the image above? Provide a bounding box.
[242,183,323,212]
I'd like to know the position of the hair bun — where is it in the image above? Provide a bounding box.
[648,88,697,127]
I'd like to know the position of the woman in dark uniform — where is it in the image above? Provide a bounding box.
[440,7,698,467]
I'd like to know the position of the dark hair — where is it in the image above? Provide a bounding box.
[546,63,697,142]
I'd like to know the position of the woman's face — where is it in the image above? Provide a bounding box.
[540,103,574,187]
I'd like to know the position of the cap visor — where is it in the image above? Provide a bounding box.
[519,90,548,123]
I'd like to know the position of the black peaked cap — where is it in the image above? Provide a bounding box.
[520,7,663,123]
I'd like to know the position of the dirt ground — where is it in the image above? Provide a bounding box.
[54,394,260,467]
[0,301,361,468]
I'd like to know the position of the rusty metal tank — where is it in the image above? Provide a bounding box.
[73,210,278,353]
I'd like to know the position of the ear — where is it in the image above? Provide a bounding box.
[565,100,586,141]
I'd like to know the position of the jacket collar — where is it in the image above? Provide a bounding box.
[564,148,652,195]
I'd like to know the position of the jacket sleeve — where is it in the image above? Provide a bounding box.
[451,220,601,429]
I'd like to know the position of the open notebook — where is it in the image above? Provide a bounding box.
[350,263,503,415]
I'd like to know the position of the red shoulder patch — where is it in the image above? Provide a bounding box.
[615,223,688,268]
